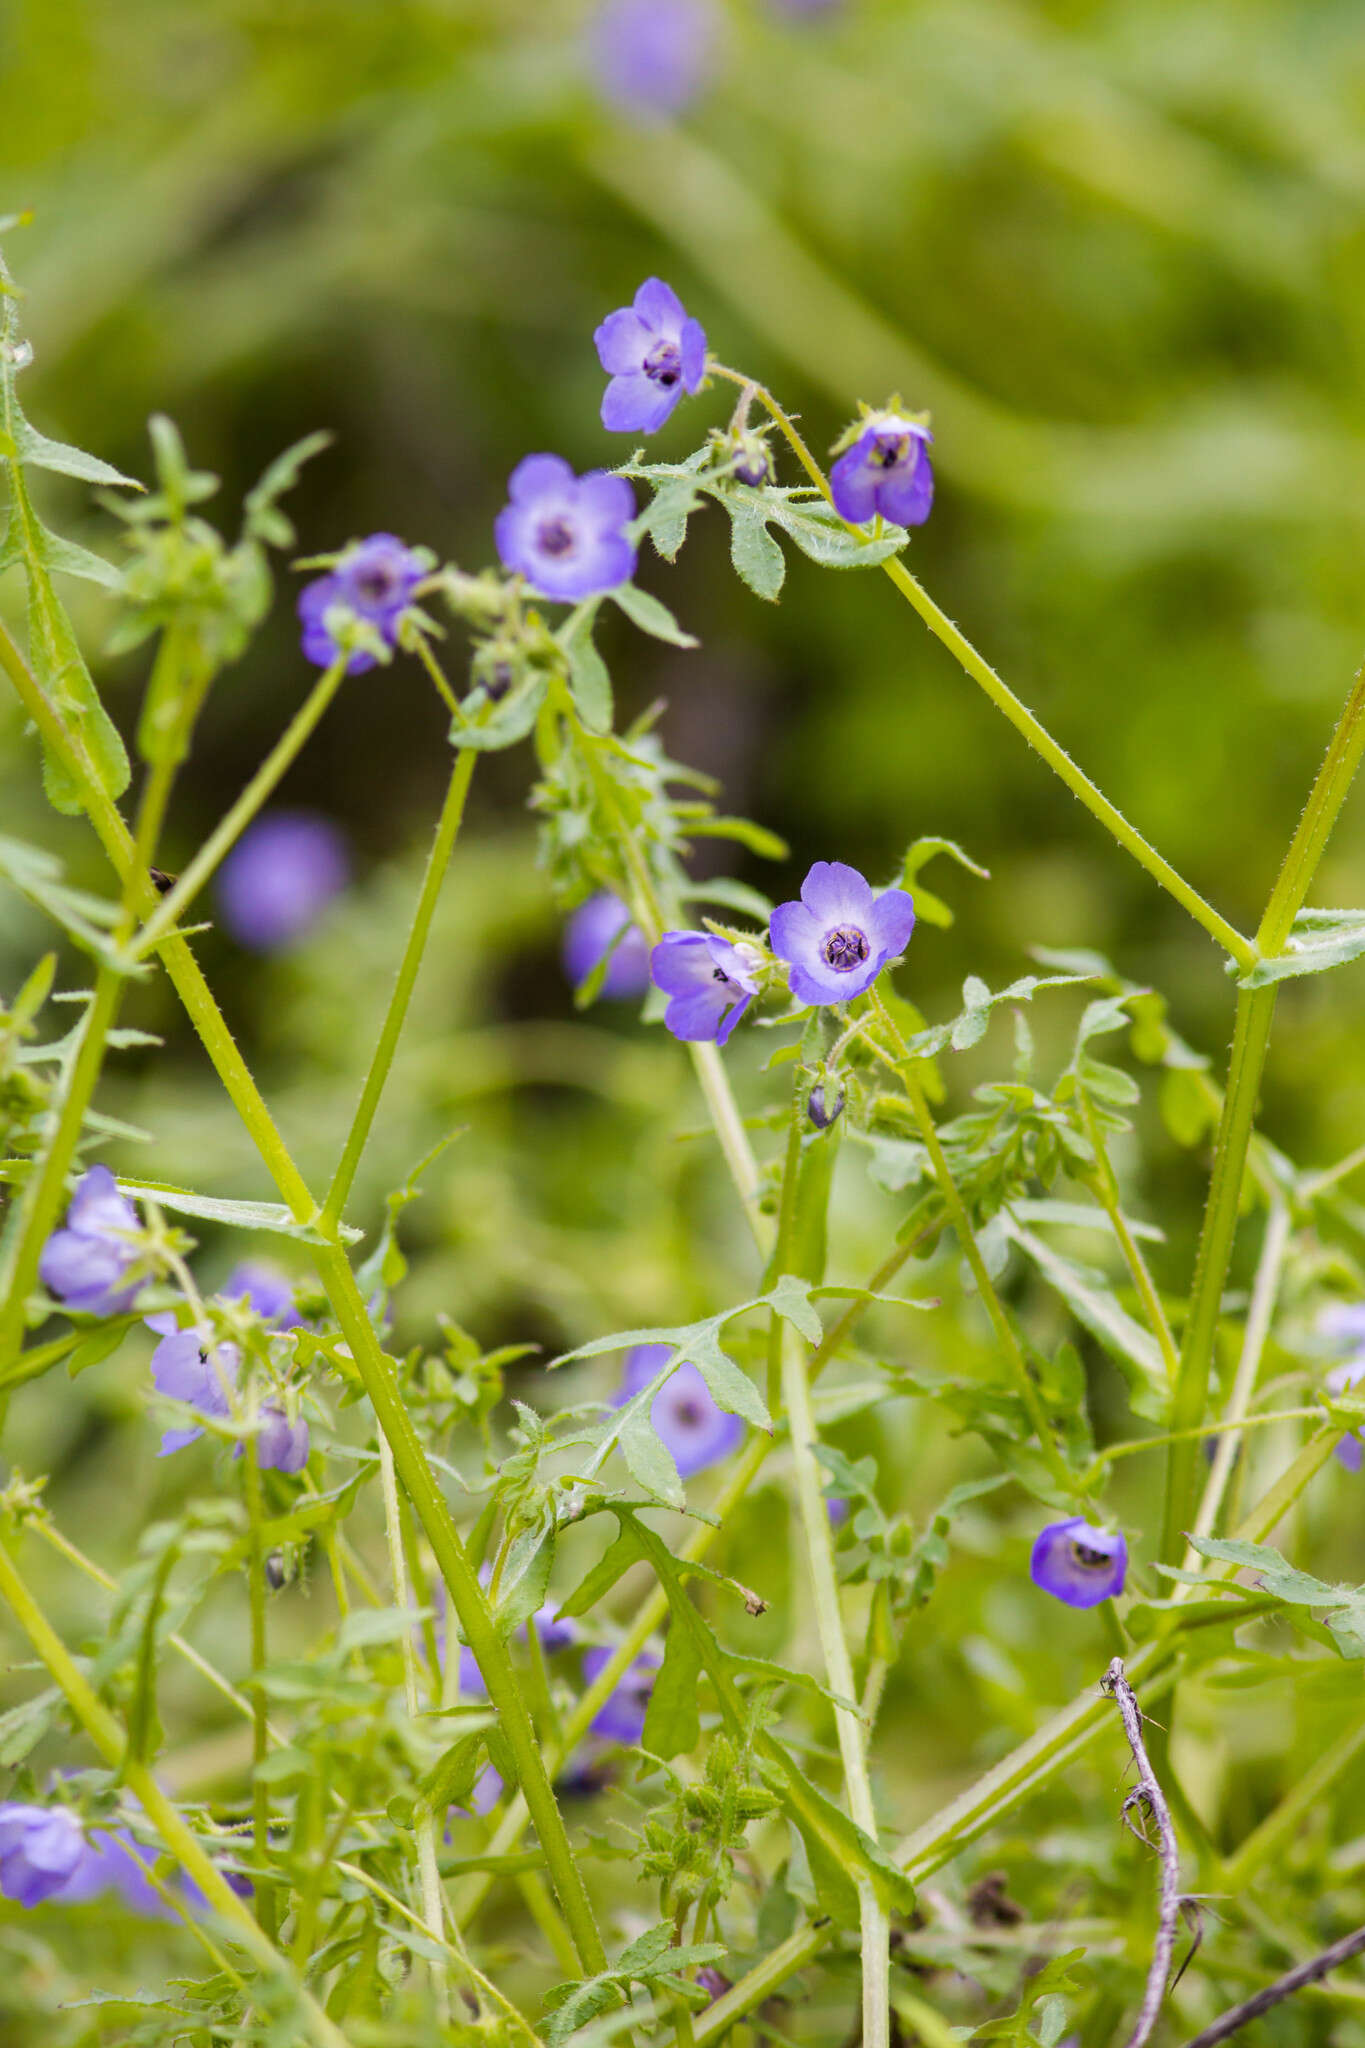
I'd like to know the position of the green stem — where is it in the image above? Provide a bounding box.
[780,1316,889,2048]
[0,1531,354,2048]
[1187,1200,1291,1551]
[0,965,122,1366]
[1221,1711,1365,1892]
[319,748,475,1233]
[871,990,1076,1497]
[132,657,350,957]
[310,1240,606,1977]
[241,1431,277,1942]
[710,367,1258,973]
[1079,1095,1180,1390]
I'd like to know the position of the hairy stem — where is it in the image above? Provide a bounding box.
[320,747,475,1232]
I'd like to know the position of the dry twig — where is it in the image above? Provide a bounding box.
[1181,1923,1365,2046]
[1103,1658,1184,2048]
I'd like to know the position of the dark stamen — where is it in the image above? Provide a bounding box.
[536,516,576,558]
[644,339,682,388]
[1070,1540,1111,1571]
[711,967,731,984]
[821,925,870,972]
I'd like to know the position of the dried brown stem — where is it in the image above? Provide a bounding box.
[1181,1924,1365,2047]
[1104,1658,1184,2048]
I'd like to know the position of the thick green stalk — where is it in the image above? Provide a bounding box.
[1162,659,1365,1561]
[709,368,1257,973]
[0,1532,354,2048]
[132,656,350,957]
[320,748,476,1232]
[1187,1201,1290,1551]
[780,1317,889,2048]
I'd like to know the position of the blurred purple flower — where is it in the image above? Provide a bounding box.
[251,1405,310,1474]
[298,532,425,673]
[770,862,915,1006]
[222,1260,298,1328]
[1321,1305,1365,1469]
[216,810,350,953]
[55,1828,167,1916]
[147,1315,239,1456]
[1030,1518,1127,1609]
[617,1344,744,1478]
[582,1646,660,1744]
[595,279,707,434]
[827,1494,850,1527]
[588,0,719,117]
[38,1166,142,1317]
[830,414,934,528]
[563,894,652,1000]
[495,455,636,602]
[650,931,759,1045]
[0,1804,89,1907]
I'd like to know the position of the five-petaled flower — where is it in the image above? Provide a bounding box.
[495,455,636,602]
[1320,1303,1365,1471]
[147,1315,239,1457]
[829,412,934,529]
[769,861,915,1007]
[1029,1518,1127,1609]
[581,1646,660,1744]
[595,278,707,434]
[617,1343,744,1478]
[216,809,349,954]
[297,532,426,673]
[39,1166,144,1318]
[650,930,760,1044]
[563,893,652,1000]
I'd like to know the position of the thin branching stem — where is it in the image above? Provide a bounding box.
[1104,1659,1183,2048]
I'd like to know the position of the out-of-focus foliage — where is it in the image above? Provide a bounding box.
[5,4,1365,2045]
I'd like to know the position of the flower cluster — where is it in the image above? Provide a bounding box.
[648,861,916,1048]
[298,532,426,673]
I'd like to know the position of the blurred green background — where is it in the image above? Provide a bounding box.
[5,0,1365,2032]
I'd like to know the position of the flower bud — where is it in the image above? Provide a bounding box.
[807,1083,844,1129]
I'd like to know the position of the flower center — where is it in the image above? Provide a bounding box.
[711,967,731,984]
[643,338,681,388]
[353,565,399,605]
[821,925,870,972]
[674,1398,704,1427]
[535,516,578,558]
[871,433,911,470]
[1068,1539,1111,1572]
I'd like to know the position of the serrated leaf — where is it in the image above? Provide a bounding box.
[618,1403,684,1507]
[611,583,698,649]
[765,1273,824,1347]
[727,501,785,600]
[448,672,548,753]
[762,495,908,569]
[682,1329,771,1430]
[494,1524,556,1640]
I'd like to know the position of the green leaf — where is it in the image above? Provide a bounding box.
[904,973,1090,1060]
[900,835,990,929]
[686,815,788,860]
[611,583,698,649]
[641,1625,703,1758]
[562,605,612,732]
[494,1523,556,1640]
[638,476,704,561]
[618,1402,684,1507]
[242,430,333,547]
[762,495,908,569]
[113,1178,362,1243]
[1239,907,1365,987]
[764,1273,824,1346]
[557,1526,646,1621]
[680,1328,771,1430]
[727,501,786,601]
[12,414,141,489]
[448,672,548,752]
[1003,1220,1169,1422]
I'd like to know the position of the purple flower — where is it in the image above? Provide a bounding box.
[38,1166,143,1317]
[563,894,652,1000]
[595,279,707,435]
[650,931,759,1045]
[297,532,425,674]
[582,1646,660,1744]
[147,1316,239,1456]
[533,1603,580,1654]
[0,1804,89,1907]
[617,1344,744,1478]
[769,862,915,1007]
[216,809,350,953]
[1029,1519,1127,1609]
[223,1260,298,1328]
[252,1405,310,1474]
[55,1828,166,1917]
[829,414,934,528]
[495,455,636,603]
[588,0,719,116]
[1326,1354,1365,1472]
